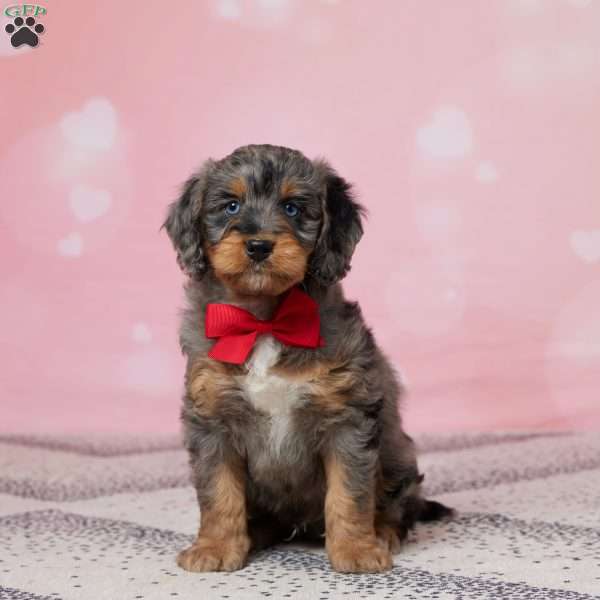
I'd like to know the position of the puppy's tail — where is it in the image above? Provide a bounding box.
[418,499,455,522]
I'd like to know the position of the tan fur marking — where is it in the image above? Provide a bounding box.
[177,460,250,572]
[267,233,309,288]
[324,453,392,572]
[271,360,358,411]
[208,231,309,296]
[309,368,366,411]
[207,231,248,279]
[229,177,247,198]
[187,357,240,417]
[280,179,298,198]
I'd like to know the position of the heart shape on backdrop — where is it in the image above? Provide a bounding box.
[417,106,473,160]
[69,185,112,223]
[476,161,499,183]
[57,232,83,257]
[60,98,117,151]
[131,323,153,344]
[570,230,600,263]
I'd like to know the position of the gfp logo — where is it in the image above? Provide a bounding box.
[4,4,46,48]
[4,4,46,17]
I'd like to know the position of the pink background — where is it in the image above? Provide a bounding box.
[1,1,599,434]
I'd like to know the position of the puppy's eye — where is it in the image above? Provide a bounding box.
[283,202,300,218]
[225,201,241,216]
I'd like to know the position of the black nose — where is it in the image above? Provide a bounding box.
[245,239,274,262]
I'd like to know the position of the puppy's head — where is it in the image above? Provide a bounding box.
[164,144,364,296]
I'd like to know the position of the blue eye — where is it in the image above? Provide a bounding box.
[225,200,240,215]
[283,202,299,217]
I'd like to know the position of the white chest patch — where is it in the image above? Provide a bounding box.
[239,335,307,458]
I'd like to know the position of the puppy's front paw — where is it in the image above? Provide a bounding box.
[177,536,250,572]
[327,537,393,573]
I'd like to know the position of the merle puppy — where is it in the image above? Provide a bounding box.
[164,144,452,573]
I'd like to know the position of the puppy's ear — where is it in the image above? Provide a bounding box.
[163,161,215,279]
[309,160,365,286]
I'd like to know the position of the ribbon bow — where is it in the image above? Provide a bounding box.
[205,287,324,364]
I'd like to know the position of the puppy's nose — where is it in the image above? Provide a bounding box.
[245,239,274,262]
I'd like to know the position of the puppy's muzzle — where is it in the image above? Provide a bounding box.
[245,239,274,262]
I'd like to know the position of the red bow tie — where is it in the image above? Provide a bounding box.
[205,287,324,364]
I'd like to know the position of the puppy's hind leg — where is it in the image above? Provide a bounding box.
[375,463,455,555]
[374,519,403,555]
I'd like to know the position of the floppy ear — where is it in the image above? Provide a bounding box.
[163,161,214,279]
[309,161,365,286]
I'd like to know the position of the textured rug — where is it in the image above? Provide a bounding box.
[0,431,599,599]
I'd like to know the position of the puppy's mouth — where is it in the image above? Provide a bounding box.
[249,261,269,272]
[207,232,309,296]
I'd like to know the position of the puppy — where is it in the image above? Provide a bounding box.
[164,144,452,573]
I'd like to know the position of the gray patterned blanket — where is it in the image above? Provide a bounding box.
[1,432,599,599]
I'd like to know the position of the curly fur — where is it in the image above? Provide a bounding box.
[164,144,453,574]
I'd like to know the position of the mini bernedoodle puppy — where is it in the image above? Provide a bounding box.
[164,144,453,574]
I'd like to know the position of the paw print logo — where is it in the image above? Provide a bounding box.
[5,16,45,48]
